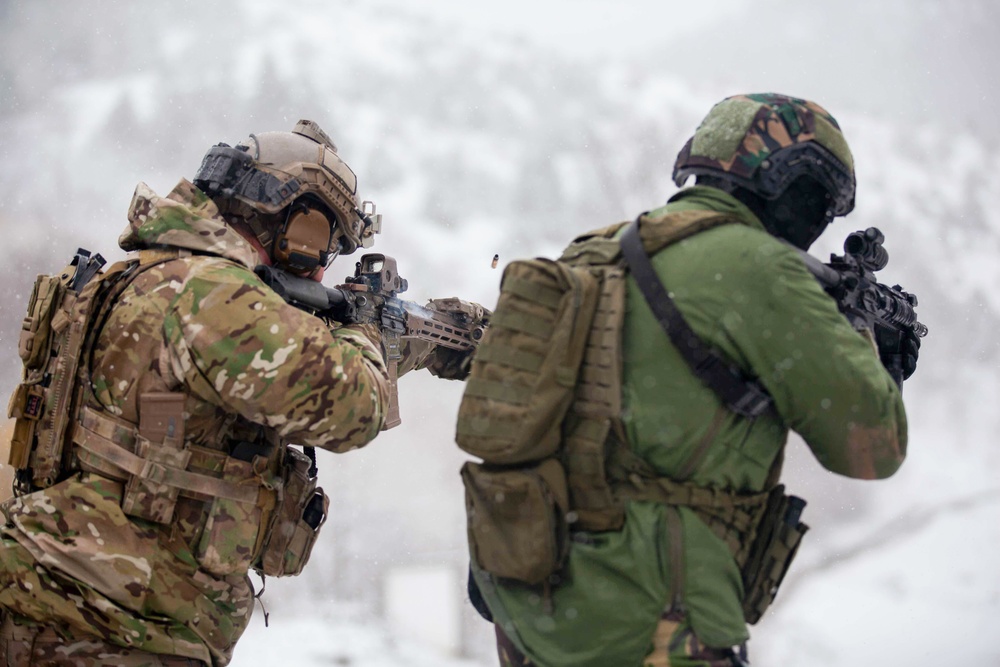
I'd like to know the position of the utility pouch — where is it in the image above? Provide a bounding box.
[462,458,569,585]
[6,384,45,470]
[7,273,71,477]
[194,455,266,577]
[456,259,599,464]
[255,446,329,578]
[18,274,64,370]
[740,484,809,624]
[121,393,188,523]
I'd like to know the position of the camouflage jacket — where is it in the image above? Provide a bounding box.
[0,180,390,665]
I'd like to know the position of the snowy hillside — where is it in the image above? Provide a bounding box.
[1,2,997,665]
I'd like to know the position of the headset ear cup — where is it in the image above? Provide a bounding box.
[273,207,334,273]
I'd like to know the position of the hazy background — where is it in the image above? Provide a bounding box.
[1,1,998,665]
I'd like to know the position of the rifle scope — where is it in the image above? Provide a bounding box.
[844,227,888,271]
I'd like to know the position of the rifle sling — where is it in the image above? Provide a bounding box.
[618,219,773,419]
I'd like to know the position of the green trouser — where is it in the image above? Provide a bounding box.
[495,612,745,667]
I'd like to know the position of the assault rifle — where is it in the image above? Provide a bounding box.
[256,254,487,429]
[792,227,928,386]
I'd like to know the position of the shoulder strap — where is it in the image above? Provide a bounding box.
[619,219,773,419]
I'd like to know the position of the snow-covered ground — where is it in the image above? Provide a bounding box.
[231,603,491,667]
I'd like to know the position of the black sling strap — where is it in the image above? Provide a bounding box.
[619,218,773,419]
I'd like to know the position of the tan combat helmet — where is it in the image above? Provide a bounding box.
[194,119,381,272]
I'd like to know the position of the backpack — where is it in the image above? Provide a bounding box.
[456,209,807,623]
[456,211,735,581]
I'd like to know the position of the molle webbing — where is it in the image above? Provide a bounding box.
[7,258,136,490]
[557,209,748,532]
[6,248,189,493]
[570,267,625,419]
[72,406,265,504]
[456,259,599,465]
[560,267,627,531]
[456,208,778,589]
[614,474,770,566]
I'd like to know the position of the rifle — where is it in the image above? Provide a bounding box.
[792,227,928,386]
[255,254,487,429]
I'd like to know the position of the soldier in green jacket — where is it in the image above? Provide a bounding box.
[0,120,475,665]
[466,94,918,666]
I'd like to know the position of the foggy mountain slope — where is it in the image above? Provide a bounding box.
[1,0,994,419]
[649,0,1000,142]
[0,2,997,664]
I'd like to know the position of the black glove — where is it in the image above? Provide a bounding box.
[875,326,920,386]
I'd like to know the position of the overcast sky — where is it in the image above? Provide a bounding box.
[373,0,747,59]
[369,0,999,138]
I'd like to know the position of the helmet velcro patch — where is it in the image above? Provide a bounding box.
[690,98,767,162]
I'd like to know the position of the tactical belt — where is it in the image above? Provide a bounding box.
[601,432,770,566]
[72,406,267,505]
[614,472,769,566]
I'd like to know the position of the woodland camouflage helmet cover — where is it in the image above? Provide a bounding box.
[194,119,381,260]
[673,93,856,216]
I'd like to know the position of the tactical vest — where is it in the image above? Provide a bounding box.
[457,210,807,624]
[6,248,328,579]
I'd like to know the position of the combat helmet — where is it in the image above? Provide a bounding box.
[673,93,856,218]
[194,119,381,273]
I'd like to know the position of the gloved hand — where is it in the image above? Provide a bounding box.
[423,297,492,380]
[899,329,920,380]
[344,322,382,348]
[875,326,920,385]
[427,297,492,330]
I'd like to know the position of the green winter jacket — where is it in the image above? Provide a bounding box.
[473,186,907,666]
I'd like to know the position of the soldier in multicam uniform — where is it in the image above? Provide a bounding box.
[0,120,477,666]
[465,94,920,666]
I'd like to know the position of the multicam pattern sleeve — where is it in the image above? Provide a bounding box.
[162,257,389,452]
